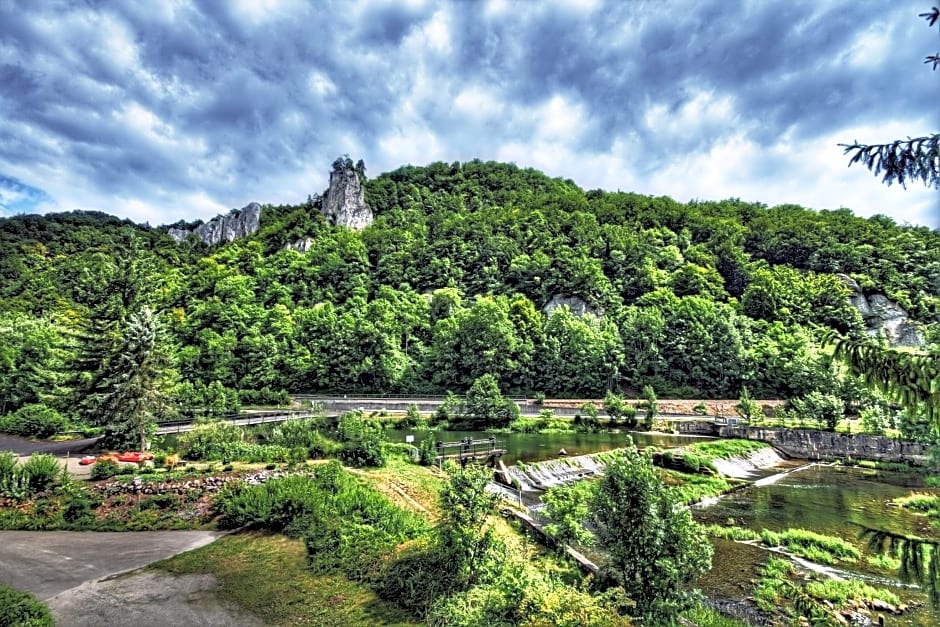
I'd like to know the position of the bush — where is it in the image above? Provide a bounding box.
[178,421,243,460]
[19,454,64,494]
[0,452,29,501]
[269,417,327,450]
[0,404,68,438]
[0,583,54,626]
[90,460,120,481]
[335,411,386,468]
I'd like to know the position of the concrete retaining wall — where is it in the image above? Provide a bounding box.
[720,426,929,465]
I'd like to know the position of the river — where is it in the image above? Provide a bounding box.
[390,428,940,625]
[386,427,708,464]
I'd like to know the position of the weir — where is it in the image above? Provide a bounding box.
[497,446,786,492]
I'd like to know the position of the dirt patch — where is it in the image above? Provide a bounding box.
[47,570,263,627]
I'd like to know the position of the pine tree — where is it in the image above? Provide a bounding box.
[87,306,174,450]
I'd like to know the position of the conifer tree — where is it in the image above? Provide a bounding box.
[87,306,174,450]
[841,8,939,189]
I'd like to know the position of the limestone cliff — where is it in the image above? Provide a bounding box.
[839,274,926,347]
[543,295,603,318]
[321,158,373,230]
[169,202,262,246]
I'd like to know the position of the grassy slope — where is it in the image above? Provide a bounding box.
[152,457,445,626]
[153,532,419,627]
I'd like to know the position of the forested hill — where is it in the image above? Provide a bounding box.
[2,160,939,417]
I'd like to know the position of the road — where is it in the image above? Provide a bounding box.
[0,434,100,456]
[0,530,222,600]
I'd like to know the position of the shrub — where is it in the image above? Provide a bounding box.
[335,411,386,467]
[90,460,120,480]
[62,496,95,523]
[20,454,65,493]
[0,583,54,627]
[270,417,328,450]
[0,452,30,501]
[0,404,68,438]
[178,420,244,460]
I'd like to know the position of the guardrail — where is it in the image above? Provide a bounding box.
[293,394,531,402]
[155,410,315,434]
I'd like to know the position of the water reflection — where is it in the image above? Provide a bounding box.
[695,464,940,626]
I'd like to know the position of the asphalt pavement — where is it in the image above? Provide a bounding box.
[0,530,222,600]
[0,434,100,456]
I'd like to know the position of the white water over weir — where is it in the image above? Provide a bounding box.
[495,446,786,492]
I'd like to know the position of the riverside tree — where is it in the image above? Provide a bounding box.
[591,445,713,624]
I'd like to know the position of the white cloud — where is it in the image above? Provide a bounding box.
[0,0,935,229]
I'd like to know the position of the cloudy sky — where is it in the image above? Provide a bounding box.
[1,0,937,228]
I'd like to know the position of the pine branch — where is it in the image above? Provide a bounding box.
[839,134,940,189]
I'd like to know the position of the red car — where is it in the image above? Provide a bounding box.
[117,451,154,463]
[78,455,97,465]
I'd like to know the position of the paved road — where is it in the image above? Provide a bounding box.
[0,530,222,600]
[0,434,100,456]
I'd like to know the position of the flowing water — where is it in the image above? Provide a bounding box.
[392,429,940,625]
[386,428,708,464]
[694,464,940,626]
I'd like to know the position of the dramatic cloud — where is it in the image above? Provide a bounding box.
[0,0,936,227]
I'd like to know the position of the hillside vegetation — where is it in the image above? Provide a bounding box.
[2,160,938,437]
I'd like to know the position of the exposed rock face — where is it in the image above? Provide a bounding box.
[543,294,602,318]
[838,274,925,347]
[169,202,262,246]
[321,160,373,230]
[285,238,314,253]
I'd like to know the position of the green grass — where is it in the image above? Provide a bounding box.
[759,528,860,564]
[804,578,900,607]
[753,557,794,613]
[704,524,761,542]
[660,469,733,504]
[866,553,902,570]
[685,439,770,460]
[710,525,861,565]
[153,532,419,626]
[892,492,940,514]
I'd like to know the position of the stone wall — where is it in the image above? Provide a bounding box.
[720,425,929,465]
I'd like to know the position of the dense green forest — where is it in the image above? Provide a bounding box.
[2,160,939,438]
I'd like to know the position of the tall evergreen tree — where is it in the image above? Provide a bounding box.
[87,306,174,450]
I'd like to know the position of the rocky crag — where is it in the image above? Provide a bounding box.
[170,158,373,248]
[168,202,262,246]
[320,156,373,230]
[543,294,602,318]
[839,275,926,347]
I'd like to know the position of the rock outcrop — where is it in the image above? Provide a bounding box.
[285,237,314,253]
[838,275,926,347]
[321,158,373,230]
[543,294,602,318]
[169,202,262,246]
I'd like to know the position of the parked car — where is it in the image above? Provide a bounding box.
[117,451,154,463]
[78,455,97,465]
